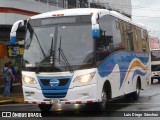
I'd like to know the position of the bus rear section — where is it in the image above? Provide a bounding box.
[151,50,160,83]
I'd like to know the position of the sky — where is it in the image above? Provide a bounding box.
[132,0,160,39]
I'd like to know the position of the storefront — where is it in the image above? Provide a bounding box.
[0,0,62,69]
[0,1,63,86]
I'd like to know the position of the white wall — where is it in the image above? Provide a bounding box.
[0,0,63,25]
[0,0,132,25]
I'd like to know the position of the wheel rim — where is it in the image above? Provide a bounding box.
[101,90,107,106]
[136,82,140,95]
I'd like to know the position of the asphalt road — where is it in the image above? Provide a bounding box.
[0,81,160,120]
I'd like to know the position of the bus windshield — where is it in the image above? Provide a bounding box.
[23,16,95,72]
[151,50,160,61]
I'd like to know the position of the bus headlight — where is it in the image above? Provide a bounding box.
[73,72,95,83]
[22,75,37,84]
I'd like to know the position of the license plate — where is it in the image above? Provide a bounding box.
[50,99,59,104]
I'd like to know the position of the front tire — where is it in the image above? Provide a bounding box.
[99,84,111,109]
[101,89,107,108]
[38,104,52,112]
[132,81,140,100]
[151,78,153,84]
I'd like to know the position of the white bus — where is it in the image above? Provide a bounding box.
[10,8,151,111]
[151,49,160,83]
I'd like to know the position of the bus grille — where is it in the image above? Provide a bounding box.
[42,90,67,98]
[38,77,71,98]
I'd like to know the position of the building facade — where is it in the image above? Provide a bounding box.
[0,0,132,67]
[0,0,63,67]
[149,37,160,50]
[0,0,63,44]
[0,0,132,44]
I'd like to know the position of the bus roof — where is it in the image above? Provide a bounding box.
[30,8,146,29]
[31,8,104,19]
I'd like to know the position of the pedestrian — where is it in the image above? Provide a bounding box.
[1,63,14,97]
[8,62,17,92]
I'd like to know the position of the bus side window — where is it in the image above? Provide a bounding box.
[96,30,113,61]
[141,29,149,53]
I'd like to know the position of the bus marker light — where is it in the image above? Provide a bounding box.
[32,102,37,104]
[65,102,71,104]
[24,101,29,104]
[76,101,82,104]
[41,102,46,104]
[87,101,93,104]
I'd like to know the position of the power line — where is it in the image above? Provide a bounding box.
[91,2,160,19]
[132,15,160,19]
[34,0,160,19]
[35,1,160,12]
[96,2,160,11]
[89,1,160,16]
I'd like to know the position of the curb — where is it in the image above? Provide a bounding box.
[0,99,14,105]
[14,97,24,103]
[0,97,24,105]
[0,83,23,105]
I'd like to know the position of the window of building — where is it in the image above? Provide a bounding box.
[40,0,47,4]
[48,0,57,6]
[68,0,77,8]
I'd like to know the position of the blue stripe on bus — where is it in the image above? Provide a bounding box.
[10,36,16,45]
[132,70,147,81]
[98,51,149,89]
[42,90,67,98]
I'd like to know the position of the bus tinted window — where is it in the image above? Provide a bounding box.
[29,15,91,27]
[151,50,160,61]
[97,15,124,61]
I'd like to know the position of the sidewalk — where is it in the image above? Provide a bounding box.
[0,83,24,105]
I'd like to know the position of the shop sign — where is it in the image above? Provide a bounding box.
[7,45,24,57]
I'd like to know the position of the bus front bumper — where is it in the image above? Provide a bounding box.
[23,84,99,105]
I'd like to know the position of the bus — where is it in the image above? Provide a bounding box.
[151,49,160,83]
[10,8,151,111]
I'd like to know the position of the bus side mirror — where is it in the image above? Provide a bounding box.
[10,32,16,45]
[92,24,100,39]
[10,20,25,45]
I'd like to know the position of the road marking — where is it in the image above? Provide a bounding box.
[111,103,160,105]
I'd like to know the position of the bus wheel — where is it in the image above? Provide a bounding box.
[132,81,140,100]
[38,104,52,111]
[100,85,111,109]
[101,89,107,107]
[151,78,153,84]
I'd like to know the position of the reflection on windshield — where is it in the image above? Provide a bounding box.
[24,26,55,67]
[23,19,94,72]
[55,25,94,67]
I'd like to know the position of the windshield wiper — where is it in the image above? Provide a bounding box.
[38,36,55,67]
[27,22,45,57]
[38,36,69,71]
[38,35,73,73]
[58,36,73,73]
